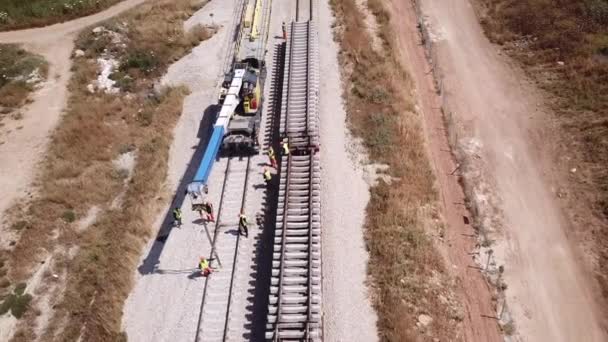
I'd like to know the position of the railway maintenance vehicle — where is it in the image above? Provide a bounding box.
[186,0,266,203]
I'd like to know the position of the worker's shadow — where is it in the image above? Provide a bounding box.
[187,271,205,279]
[224,229,239,236]
[154,268,197,275]
[137,104,220,276]
[253,182,267,190]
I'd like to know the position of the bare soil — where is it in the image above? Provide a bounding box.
[329,0,467,340]
[475,0,608,314]
[387,1,503,341]
[0,0,123,31]
[412,0,608,340]
[0,0,148,232]
[0,0,207,340]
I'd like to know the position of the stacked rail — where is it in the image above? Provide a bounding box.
[279,21,320,149]
[195,157,251,342]
[267,20,322,341]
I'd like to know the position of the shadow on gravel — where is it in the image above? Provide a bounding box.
[246,42,285,342]
[137,104,219,275]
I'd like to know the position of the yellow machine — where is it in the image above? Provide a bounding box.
[243,84,261,114]
[244,3,254,28]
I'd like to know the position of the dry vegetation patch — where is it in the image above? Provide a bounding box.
[0,44,47,121]
[476,0,608,300]
[0,0,216,340]
[330,0,461,340]
[0,0,123,31]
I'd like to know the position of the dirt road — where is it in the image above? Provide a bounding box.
[0,0,148,338]
[0,0,146,225]
[387,1,502,341]
[400,0,607,340]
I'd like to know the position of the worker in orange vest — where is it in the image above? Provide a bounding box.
[199,257,212,277]
[282,138,289,155]
[268,147,277,168]
[282,21,287,40]
[263,168,272,187]
[203,200,214,222]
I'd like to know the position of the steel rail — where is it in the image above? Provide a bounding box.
[273,152,293,341]
[222,156,252,341]
[281,20,297,137]
[304,21,314,340]
[195,157,233,342]
[194,156,252,342]
[296,0,313,22]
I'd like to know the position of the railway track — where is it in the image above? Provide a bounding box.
[280,21,319,149]
[191,0,276,339]
[195,156,252,342]
[295,0,313,21]
[266,18,322,341]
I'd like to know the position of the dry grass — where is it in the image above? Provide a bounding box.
[0,0,215,340]
[0,44,48,115]
[476,0,608,303]
[0,0,122,31]
[330,0,461,340]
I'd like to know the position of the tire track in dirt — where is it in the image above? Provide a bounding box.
[387,1,502,341]
[402,0,607,341]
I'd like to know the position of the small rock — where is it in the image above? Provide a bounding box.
[74,49,85,57]
[92,26,104,34]
[557,61,565,66]
[417,314,433,327]
[87,84,95,94]
[52,274,59,279]
[570,167,576,173]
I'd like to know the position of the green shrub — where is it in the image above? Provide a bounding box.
[61,210,76,223]
[14,282,26,296]
[586,0,608,25]
[109,71,134,92]
[0,294,14,315]
[10,220,28,231]
[120,50,158,74]
[10,293,32,318]
[0,290,31,318]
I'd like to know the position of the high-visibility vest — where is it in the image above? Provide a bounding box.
[239,215,248,226]
[282,143,289,155]
[264,170,272,181]
[173,209,182,219]
[199,259,209,270]
[268,147,275,158]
